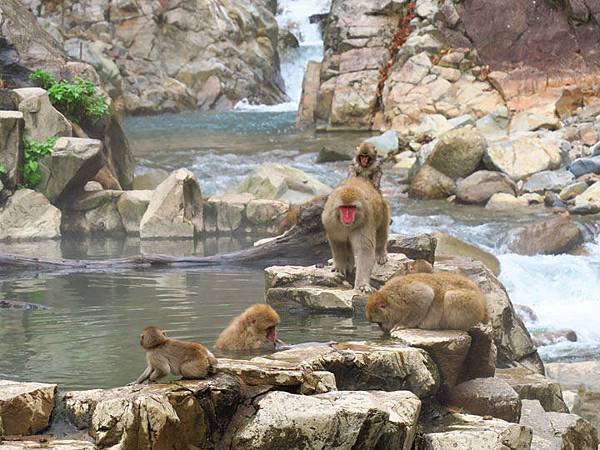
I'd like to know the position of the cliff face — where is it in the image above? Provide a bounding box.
[302,0,600,131]
[22,0,287,115]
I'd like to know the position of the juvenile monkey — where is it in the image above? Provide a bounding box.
[322,177,390,292]
[132,326,217,384]
[366,272,488,333]
[215,304,283,351]
[347,142,383,191]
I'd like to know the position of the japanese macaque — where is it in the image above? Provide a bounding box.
[322,177,390,293]
[215,304,283,351]
[132,327,217,384]
[347,142,383,191]
[366,272,488,333]
[409,259,434,273]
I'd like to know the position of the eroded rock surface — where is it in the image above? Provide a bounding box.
[0,380,56,436]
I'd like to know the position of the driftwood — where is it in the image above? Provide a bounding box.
[0,197,436,274]
[0,300,51,310]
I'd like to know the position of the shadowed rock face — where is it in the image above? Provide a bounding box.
[457,0,599,75]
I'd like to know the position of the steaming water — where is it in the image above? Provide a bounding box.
[235,0,330,111]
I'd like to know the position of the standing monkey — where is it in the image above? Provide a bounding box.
[131,326,217,384]
[347,142,383,191]
[322,177,390,293]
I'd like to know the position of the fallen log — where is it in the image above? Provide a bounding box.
[0,197,436,273]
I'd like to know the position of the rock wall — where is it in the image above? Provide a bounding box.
[21,0,287,114]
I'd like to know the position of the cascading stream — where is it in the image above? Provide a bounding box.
[235,0,331,111]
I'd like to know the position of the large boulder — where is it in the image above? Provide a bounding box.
[574,182,600,209]
[63,374,242,448]
[446,377,522,423]
[0,110,24,189]
[234,164,331,204]
[433,232,501,275]
[139,169,203,239]
[264,342,440,398]
[13,88,72,142]
[0,380,57,435]
[455,170,516,205]
[427,127,487,179]
[37,137,104,205]
[408,165,456,199]
[0,189,61,240]
[507,215,583,256]
[63,190,125,235]
[224,390,421,450]
[297,61,321,128]
[484,135,563,181]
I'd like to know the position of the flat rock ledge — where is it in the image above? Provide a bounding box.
[0,380,56,436]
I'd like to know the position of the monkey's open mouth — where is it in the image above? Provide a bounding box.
[359,155,371,166]
[339,205,357,224]
[266,326,277,341]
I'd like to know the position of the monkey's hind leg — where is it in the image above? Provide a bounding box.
[180,359,210,379]
[329,238,353,280]
[375,208,389,265]
[441,289,487,331]
[350,232,376,293]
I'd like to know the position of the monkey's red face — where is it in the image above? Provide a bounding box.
[359,154,372,167]
[339,205,357,225]
[266,325,277,342]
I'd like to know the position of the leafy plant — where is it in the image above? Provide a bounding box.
[21,136,59,189]
[28,70,108,122]
[0,163,6,179]
[29,69,56,90]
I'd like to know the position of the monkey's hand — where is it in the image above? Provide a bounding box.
[376,254,388,265]
[356,283,375,294]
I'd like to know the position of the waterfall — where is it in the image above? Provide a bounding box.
[235,0,331,112]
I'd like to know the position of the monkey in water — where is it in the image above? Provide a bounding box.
[347,142,383,191]
[366,272,488,334]
[215,304,284,351]
[322,177,390,293]
[131,326,217,384]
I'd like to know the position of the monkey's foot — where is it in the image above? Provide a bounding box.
[376,254,388,265]
[356,284,375,293]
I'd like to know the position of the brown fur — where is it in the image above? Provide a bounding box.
[366,272,488,333]
[133,326,217,384]
[347,143,383,191]
[215,304,281,351]
[322,177,391,292]
[409,259,434,273]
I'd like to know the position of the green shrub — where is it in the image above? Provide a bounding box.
[28,70,108,122]
[0,163,6,180]
[21,136,59,189]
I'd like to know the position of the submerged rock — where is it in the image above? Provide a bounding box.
[224,390,421,450]
[507,215,583,256]
[0,380,57,435]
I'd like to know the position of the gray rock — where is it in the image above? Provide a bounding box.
[264,342,440,397]
[523,170,575,193]
[519,399,563,449]
[363,129,399,156]
[0,379,57,435]
[245,199,289,233]
[546,411,599,450]
[0,110,24,189]
[115,190,152,234]
[496,367,569,413]
[507,215,583,256]
[139,168,203,239]
[427,127,487,179]
[0,439,96,449]
[559,181,589,201]
[13,88,72,142]
[0,189,61,241]
[316,146,353,163]
[420,413,533,449]
[456,170,516,205]
[568,156,600,177]
[64,190,125,234]
[235,163,331,204]
[37,137,104,205]
[592,141,600,156]
[409,165,456,199]
[208,193,254,233]
[227,390,421,450]
[574,181,600,209]
[446,377,522,423]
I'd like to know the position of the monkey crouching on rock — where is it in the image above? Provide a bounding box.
[131,326,217,384]
[366,272,488,334]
